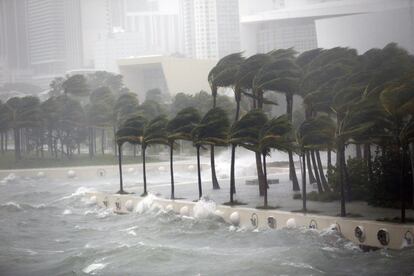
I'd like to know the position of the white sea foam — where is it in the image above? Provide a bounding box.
[55,187,96,202]
[1,173,18,184]
[84,207,112,218]
[193,197,216,219]
[128,230,137,236]
[82,263,108,274]
[1,201,22,210]
[135,193,157,214]
[62,209,72,215]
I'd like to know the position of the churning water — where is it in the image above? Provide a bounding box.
[1,173,414,276]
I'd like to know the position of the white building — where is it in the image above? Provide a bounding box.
[240,0,414,55]
[118,55,216,101]
[94,31,145,73]
[181,0,240,59]
[80,0,112,69]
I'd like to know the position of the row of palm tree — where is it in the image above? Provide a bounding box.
[115,43,413,222]
[115,105,292,208]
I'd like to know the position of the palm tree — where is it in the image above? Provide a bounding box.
[252,50,302,192]
[192,108,230,199]
[6,96,41,161]
[297,115,336,212]
[258,115,293,208]
[166,107,201,199]
[300,47,360,214]
[142,115,169,196]
[88,86,116,155]
[234,53,273,196]
[208,52,245,190]
[348,74,414,222]
[113,92,140,156]
[115,115,147,194]
[229,109,268,203]
[62,74,90,99]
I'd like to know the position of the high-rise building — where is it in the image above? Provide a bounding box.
[26,0,83,87]
[124,0,183,55]
[181,0,240,59]
[0,0,31,85]
[80,0,112,68]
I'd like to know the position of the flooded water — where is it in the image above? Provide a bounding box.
[1,172,414,276]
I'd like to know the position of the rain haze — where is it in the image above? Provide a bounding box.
[0,0,414,275]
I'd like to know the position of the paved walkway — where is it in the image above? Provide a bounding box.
[103,159,414,222]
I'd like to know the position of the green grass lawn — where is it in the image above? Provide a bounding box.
[0,151,159,170]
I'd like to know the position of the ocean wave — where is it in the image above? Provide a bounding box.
[84,206,113,218]
[0,173,19,184]
[53,186,96,202]
[1,201,22,211]
[82,262,108,274]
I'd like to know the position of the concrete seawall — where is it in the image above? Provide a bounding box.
[87,192,414,251]
[3,164,414,250]
[0,162,207,180]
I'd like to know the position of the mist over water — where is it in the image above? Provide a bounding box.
[0,173,413,276]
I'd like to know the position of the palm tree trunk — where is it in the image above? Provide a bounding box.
[169,144,175,199]
[327,149,332,170]
[118,144,124,193]
[256,151,266,196]
[410,143,414,206]
[113,125,117,156]
[142,145,147,196]
[230,144,236,203]
[302,150,307,212]
[311,150,323,193]
[196,145,202,199]
[316,150,329,192]
[210,145,220,189]
[88,127,93,159]
[101,129,105,155]
[93,128,97,154]
[14,128,21,161]
[5,130,8,152]
[262,153,268,208]
[364,144,373,184]
[338,143,346,217]
[230,98,242,195]
[356,144,362,159]
[1,132,4,154]
[306,151,316,183]
[342,149,351,201]
[286,94,300,191]
[400,144,407,223]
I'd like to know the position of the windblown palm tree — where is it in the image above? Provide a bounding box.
[208,53,244,192]
[166,107,201,199]
[234,53,273,196]
[297,115,336,212]
[142,115,169,196]
[343,74,414,222]
[229,109,268,204]
[115,115,147,194]
[258,115,293,208]
[192,108,230,199]
[208,52,245,190]
[252,50,302,192]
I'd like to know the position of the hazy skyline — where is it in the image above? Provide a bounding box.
[1,0,413,90]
